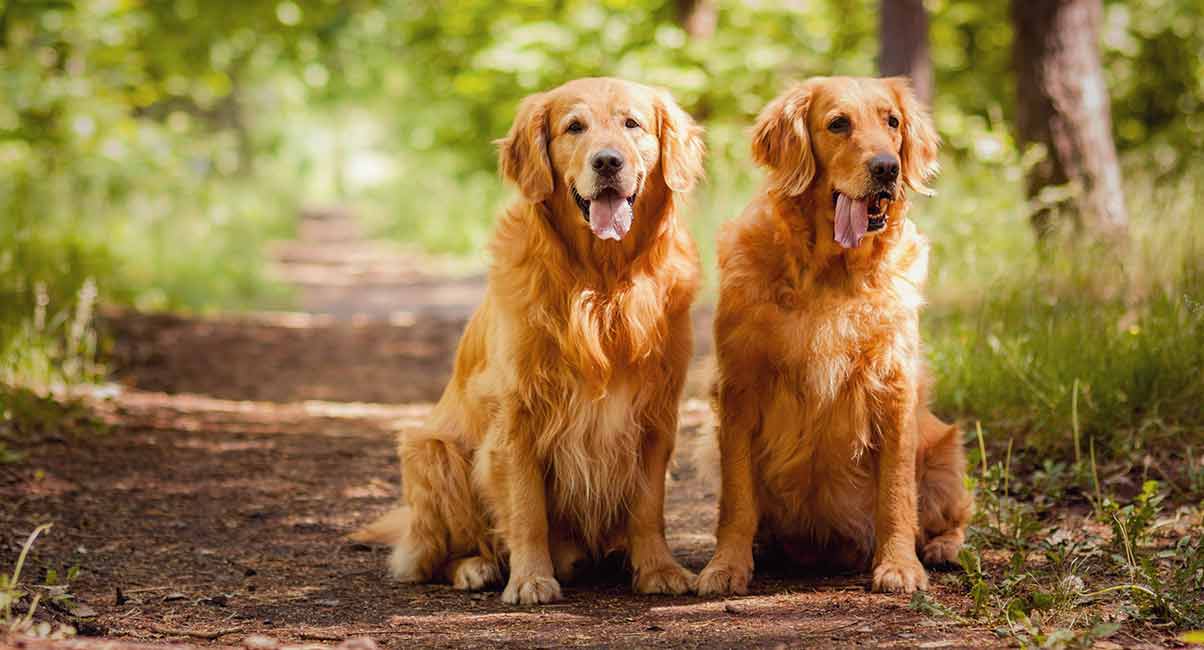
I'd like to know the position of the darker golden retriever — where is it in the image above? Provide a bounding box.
[353,78,705,604]
[697,76,972,596]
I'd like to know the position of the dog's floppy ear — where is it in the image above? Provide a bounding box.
[497,92,554,203]
[655,90,706,194]
[886,77,940,196]
[751,83,815,197]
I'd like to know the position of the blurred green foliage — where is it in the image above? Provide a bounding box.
[1,0,309,387]
[332,0,1202,256]
[321,0,1202,174]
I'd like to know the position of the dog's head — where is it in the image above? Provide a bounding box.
[752,76,939,248]
[498,78,704,242]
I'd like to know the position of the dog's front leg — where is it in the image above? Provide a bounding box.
[628,415,697,595]
[697,384,760,596]
[870,373,928,594]
[499,407,561,605]
[628,314,697,595]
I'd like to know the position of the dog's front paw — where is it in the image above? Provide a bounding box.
[501,574,561,605]
[872,556,929,593]
[697,559,752,596]
[633,562,697,595]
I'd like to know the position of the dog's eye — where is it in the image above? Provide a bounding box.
[567,121,585,134]
[827,116,850,134]
[888,115,900,129]
[624,118,640,129]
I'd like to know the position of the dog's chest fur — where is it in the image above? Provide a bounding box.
[754,268,922,549]
[543,375,648,550]
[529,282,671,551]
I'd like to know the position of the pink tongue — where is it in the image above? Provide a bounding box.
[834,193,869,248]
[588,192,633,241]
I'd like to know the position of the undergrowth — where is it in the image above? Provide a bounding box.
[909,421,1204,647]
[0,525,79,640]
[0,386,107,464]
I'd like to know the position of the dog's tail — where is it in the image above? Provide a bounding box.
[349,505,410,546]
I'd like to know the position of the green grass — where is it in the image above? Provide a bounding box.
[923,160,1204,457]
[0,524,80,639]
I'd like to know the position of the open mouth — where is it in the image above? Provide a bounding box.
[573,187,636,222]
[832,189,894,248]
[572,185,637,241]
[865,190,892,231]
[832,190,893,232]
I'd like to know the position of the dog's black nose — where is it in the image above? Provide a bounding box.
[869,154,900,182]
[590,148,624,175]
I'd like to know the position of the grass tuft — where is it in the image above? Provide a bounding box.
[0,524,79,640]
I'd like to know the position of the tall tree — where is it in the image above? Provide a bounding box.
[677,0,717,40]
[1012,0,1129,241]
[878,0,932,105]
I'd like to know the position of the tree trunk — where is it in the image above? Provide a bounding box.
[1012,0,1129,241]
[879,0,933,106]
[676,0,716,40]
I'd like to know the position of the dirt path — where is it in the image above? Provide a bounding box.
[2,209,998,648]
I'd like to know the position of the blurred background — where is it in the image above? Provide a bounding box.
[2,0,1202,455]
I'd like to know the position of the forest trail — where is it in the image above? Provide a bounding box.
[1,209,997,648]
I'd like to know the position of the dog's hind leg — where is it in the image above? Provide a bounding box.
[915,410,972,566]
[350,504,433,582]
[444,554,501,590]
[550,528,588,584]
[352,431,486,583]
[444,527,503,591]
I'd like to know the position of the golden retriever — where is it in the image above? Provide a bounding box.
[353,78,705,605]
[696,77,972,596]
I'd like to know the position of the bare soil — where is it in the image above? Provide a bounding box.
[1,209,1001,649]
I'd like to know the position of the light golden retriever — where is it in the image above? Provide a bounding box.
[353,78,705,605]
[696,77,972,596]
